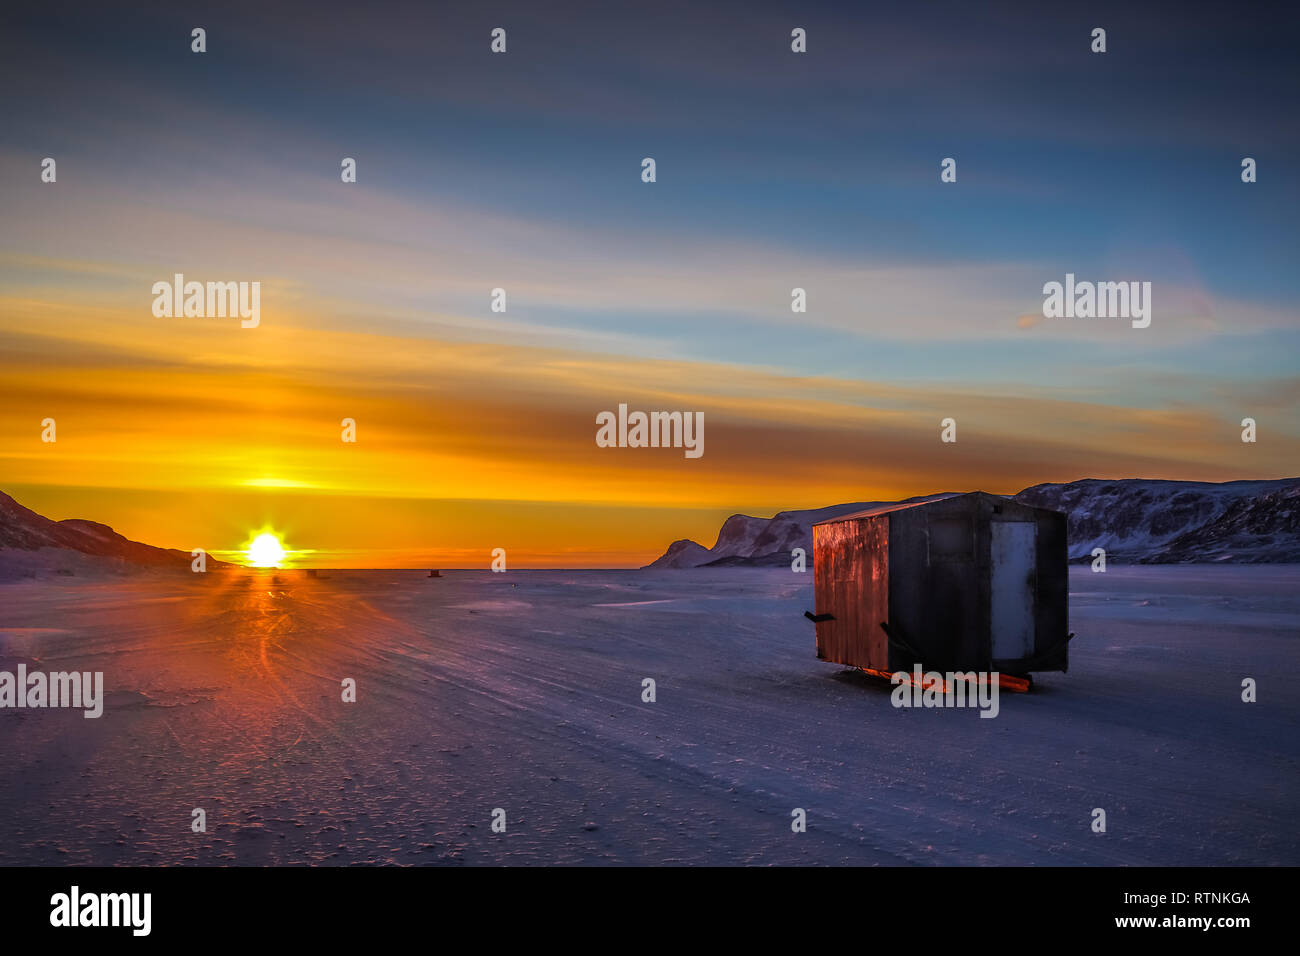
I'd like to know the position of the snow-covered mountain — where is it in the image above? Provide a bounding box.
[0,490,224,573]
[647,494,957,568]
[1015,477,1300,563]
[646,477,1300,567]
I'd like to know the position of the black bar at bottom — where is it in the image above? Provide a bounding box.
[0,865,1278,943]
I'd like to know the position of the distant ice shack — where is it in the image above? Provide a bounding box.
[808,492,1071,679]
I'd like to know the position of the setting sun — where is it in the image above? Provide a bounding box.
[246,532,287,568]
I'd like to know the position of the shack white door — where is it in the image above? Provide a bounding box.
[991,522,1036,661]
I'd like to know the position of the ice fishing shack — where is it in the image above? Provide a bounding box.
[807,492,1071,684]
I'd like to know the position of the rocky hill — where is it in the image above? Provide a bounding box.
[0,491,227,573]
[647,478,1300,567]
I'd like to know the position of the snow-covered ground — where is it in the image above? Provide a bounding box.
[0,566,1295,865]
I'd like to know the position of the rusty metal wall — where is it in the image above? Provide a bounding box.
[812,515,888,669]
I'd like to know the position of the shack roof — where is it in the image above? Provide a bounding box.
[811,491,1019,526]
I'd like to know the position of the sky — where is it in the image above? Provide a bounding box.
[1,0,1297,567]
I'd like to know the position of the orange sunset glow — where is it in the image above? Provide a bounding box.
[3,283,1298,567]
[2,0,1297,569]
